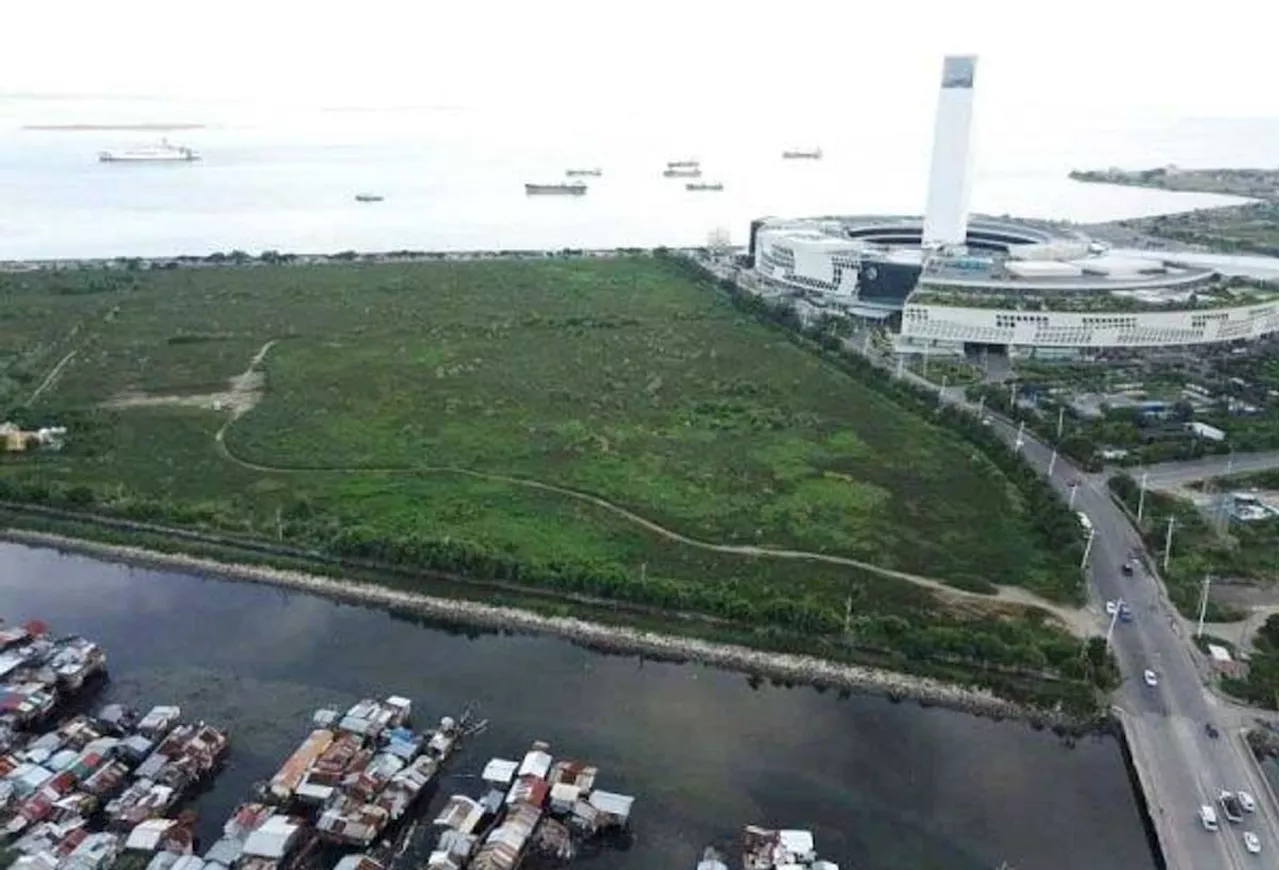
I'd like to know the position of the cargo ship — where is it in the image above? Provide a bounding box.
[663,167,702,179]
[564,168,602,177]
[525,182,587,196]
[686,181,723,191]
[667,159,700,169]
[782,147,823,160]
[98,139,200,163]
[354,194,384,203]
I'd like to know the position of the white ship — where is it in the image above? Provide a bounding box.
[98,139,201,163]
[782,147,823,160]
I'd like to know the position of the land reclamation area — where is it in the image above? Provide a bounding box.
[0,255,1108,709]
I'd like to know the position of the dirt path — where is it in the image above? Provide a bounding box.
[28,350,78,405]
[215,426,1092,635]
[102,340,278,416]
[100,338,1094,635]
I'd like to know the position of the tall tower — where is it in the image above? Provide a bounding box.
[921,55,978,251]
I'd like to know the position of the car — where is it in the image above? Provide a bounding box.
[1121,562,1134,576]
[1205,722,1220,739]
[1243,831,1260,854]
[1238,791,1256,813]
[1199,804,1220,832]
[1106,601,1119,616]
[1143,669,1158,687]
[1118,605,1134,624]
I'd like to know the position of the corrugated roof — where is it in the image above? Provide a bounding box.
[587,790,634,820]
[517,750,551,779]
[481,759,518,785]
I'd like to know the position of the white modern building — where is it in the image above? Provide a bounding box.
[922,56,978,250]
[744,54,1280,353]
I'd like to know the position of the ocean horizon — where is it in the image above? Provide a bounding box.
[1,96,1276,261]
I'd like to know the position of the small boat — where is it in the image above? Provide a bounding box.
[564,168,602,177]
[663,167,702,179]
[525,182,587,196]
[354,194,384,203]
[782,147,823,160]
[686,181,723,191]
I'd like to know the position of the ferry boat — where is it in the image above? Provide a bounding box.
[663,167,702,179]
[667,159,700,169]
[564,168,602,177]
[354,194,384,203]
[525,181,587,196]
[782,147,823,160]
[686,181,723,191]
[98,139,200,163]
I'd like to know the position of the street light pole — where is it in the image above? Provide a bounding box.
[1196,576,1211,639]
[977,394,985,419]
[1068,482,1080,509]
[1048,448,1058,476]
[938,376,948,408]
[1014,421,1025,451]
[1081,527,1095,569]
[1137,472,1149,523]
[896,356,904,379]
[1008,381,1017,408]
[1056,406,1065,440]
[1105,597,1124,650]
[1163,516,1175,572]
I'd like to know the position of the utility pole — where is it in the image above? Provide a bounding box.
[1081,527,1096,569]
[896,356,904,379]
[1105,597,1124,650]
[1162,516,1175,572]
[1068,482,1080,509]
[1008,380,1017,408]
[1136,472,1149,523]
[977,394,985,418]
[1196,576,1211,638]
[275,507,283,542]
[938,376,948,408]
[1056,406,1065,440]
[1014,421,1025,451]
[1048,447,1058,476]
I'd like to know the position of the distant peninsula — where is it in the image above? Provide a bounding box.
[1069,166,1278,256]
[21,123,207,131]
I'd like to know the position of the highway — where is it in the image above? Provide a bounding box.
[1127,453,1279,492]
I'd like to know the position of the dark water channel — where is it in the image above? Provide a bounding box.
[0,542,1157,870]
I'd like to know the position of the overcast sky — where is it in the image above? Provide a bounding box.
[5,0,1277,117]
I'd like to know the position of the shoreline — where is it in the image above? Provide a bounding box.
[0,527,1087,728]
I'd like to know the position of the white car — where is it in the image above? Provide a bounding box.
[1143,669,1158,687]
[1243,831,1260,854]
[1238,791,1256,813]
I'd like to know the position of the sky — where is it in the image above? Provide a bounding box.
[5,0,1279,118]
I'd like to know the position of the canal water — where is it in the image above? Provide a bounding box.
[0,542,1158,870]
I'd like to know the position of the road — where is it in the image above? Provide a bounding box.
[1125,453,1279,492]
[699,254,1278,867]
[888,359,1278,870]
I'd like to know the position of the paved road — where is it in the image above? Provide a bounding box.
[886,361,1279,869]
[1124,453,1279,492]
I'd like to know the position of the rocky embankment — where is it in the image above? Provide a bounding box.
[3,528,1083,726]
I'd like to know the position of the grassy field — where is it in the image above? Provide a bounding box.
[0,256,1101,696]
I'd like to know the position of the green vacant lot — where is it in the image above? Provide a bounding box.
[1,256,1100,701]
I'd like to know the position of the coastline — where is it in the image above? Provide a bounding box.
[0,527,1079,727]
